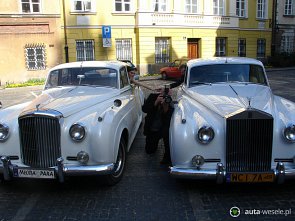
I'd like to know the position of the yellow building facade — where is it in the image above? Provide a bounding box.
[0,0,273,83]
[0,0,62,84]
[62,0,273,74]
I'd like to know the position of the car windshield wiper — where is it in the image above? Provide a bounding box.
[190,81,212,86]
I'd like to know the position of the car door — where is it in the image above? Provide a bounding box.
[119,67,142,143]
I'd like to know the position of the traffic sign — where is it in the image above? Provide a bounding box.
[102,25,112,47]
[102,26,111,38]
[103,38,111,47]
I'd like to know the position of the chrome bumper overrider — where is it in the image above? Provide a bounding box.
[0,156,114,183]
[169,162,295,184]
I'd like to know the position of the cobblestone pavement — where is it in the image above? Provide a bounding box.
[0,69,295,221]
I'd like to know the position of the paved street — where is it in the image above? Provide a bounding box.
[0,68,295,221]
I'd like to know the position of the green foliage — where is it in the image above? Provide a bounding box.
[5,78,45,88]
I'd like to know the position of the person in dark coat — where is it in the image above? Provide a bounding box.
[142,88,174,164]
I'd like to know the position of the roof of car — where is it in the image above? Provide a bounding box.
[49,60,127,71]
[187,57,263,67]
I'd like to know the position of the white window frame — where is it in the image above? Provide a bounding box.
[115,0,132,12]
[25,44,46,70]
[21,0,41,14]
[213,0,225,16]
[284,0,294,15]
[152,0,168,12]
[185,0,198,14]
[256,0,266,19]
[155,37,170,63]
[71,0,96,13]
[216,37,226,57]
[257,38,266,58]
[236,0,247,17]
[116,39,133,61]
[76,40,95,61]
[281,35,294,53]
[238,38,246,57]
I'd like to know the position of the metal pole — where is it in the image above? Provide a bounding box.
[62,0,69,63]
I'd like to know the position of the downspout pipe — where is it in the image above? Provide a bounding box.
[271,0,277,56]
[62,0,69,63]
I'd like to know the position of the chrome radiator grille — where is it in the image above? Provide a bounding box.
[19,115,61,168]
[226,110,273,172]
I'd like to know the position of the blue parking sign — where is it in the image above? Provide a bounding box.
[102,26,111,38]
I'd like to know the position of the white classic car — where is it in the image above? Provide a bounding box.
[169,57,295,183]
[0,61,144,185]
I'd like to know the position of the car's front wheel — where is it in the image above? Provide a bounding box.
[104,138,126,185]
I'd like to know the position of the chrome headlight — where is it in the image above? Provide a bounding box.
[69,123,86,142]
[283,125,295,143]
[197,126,215,144]
[0,123,9,142]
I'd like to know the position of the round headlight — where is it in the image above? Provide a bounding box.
[283,125,295,143]
[69,123,86,142]
[0,123,9,142]
[197,126,215,144]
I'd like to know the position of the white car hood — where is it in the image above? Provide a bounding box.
[185,84,274,117]
[22,86,119,117]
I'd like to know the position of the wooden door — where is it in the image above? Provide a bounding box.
[188,43,199,59]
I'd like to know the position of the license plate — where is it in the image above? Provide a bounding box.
[227,173,274,183]
[13,168,55,179]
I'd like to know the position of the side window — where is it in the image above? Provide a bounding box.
[120,67,129,88]
[46,70,59,89]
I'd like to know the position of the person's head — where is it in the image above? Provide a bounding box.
[127,66,136,79]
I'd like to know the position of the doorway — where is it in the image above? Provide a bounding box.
[187,38,200,59]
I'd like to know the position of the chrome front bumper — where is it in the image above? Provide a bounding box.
[0,156,114,183]
[169,162,295,184]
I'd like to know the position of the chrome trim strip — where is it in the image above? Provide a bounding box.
[169,162,295,184]
[62,164,114,176]
[19,109,63,119]
[0,157,115,183]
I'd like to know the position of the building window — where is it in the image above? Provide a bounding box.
[76,40,94,61]
[257,38,266,58]
[115,0,131,12]
[185,0,198,13]
[238,38,246,57]
[284,0,294,15]
[71,0,94,12]
[25,44,46,70]
[152,0,167,12]
[236,0,246,17]
[116,39,132,61]
[21,0,41,13]
[281,35,294,53]
[213,0,225,15]
[257,0,266,19]
[155,37,170,63]
[216,38,226,57]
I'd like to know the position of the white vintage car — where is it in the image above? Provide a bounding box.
[169,57,295,183]
[0,61,144,185]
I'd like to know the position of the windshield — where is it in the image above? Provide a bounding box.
[189,64,267,87]
[45,67,118,89]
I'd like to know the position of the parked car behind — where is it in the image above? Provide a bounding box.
[160,59,188,80]
[0,61,144,185]
[169,57,295,184]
